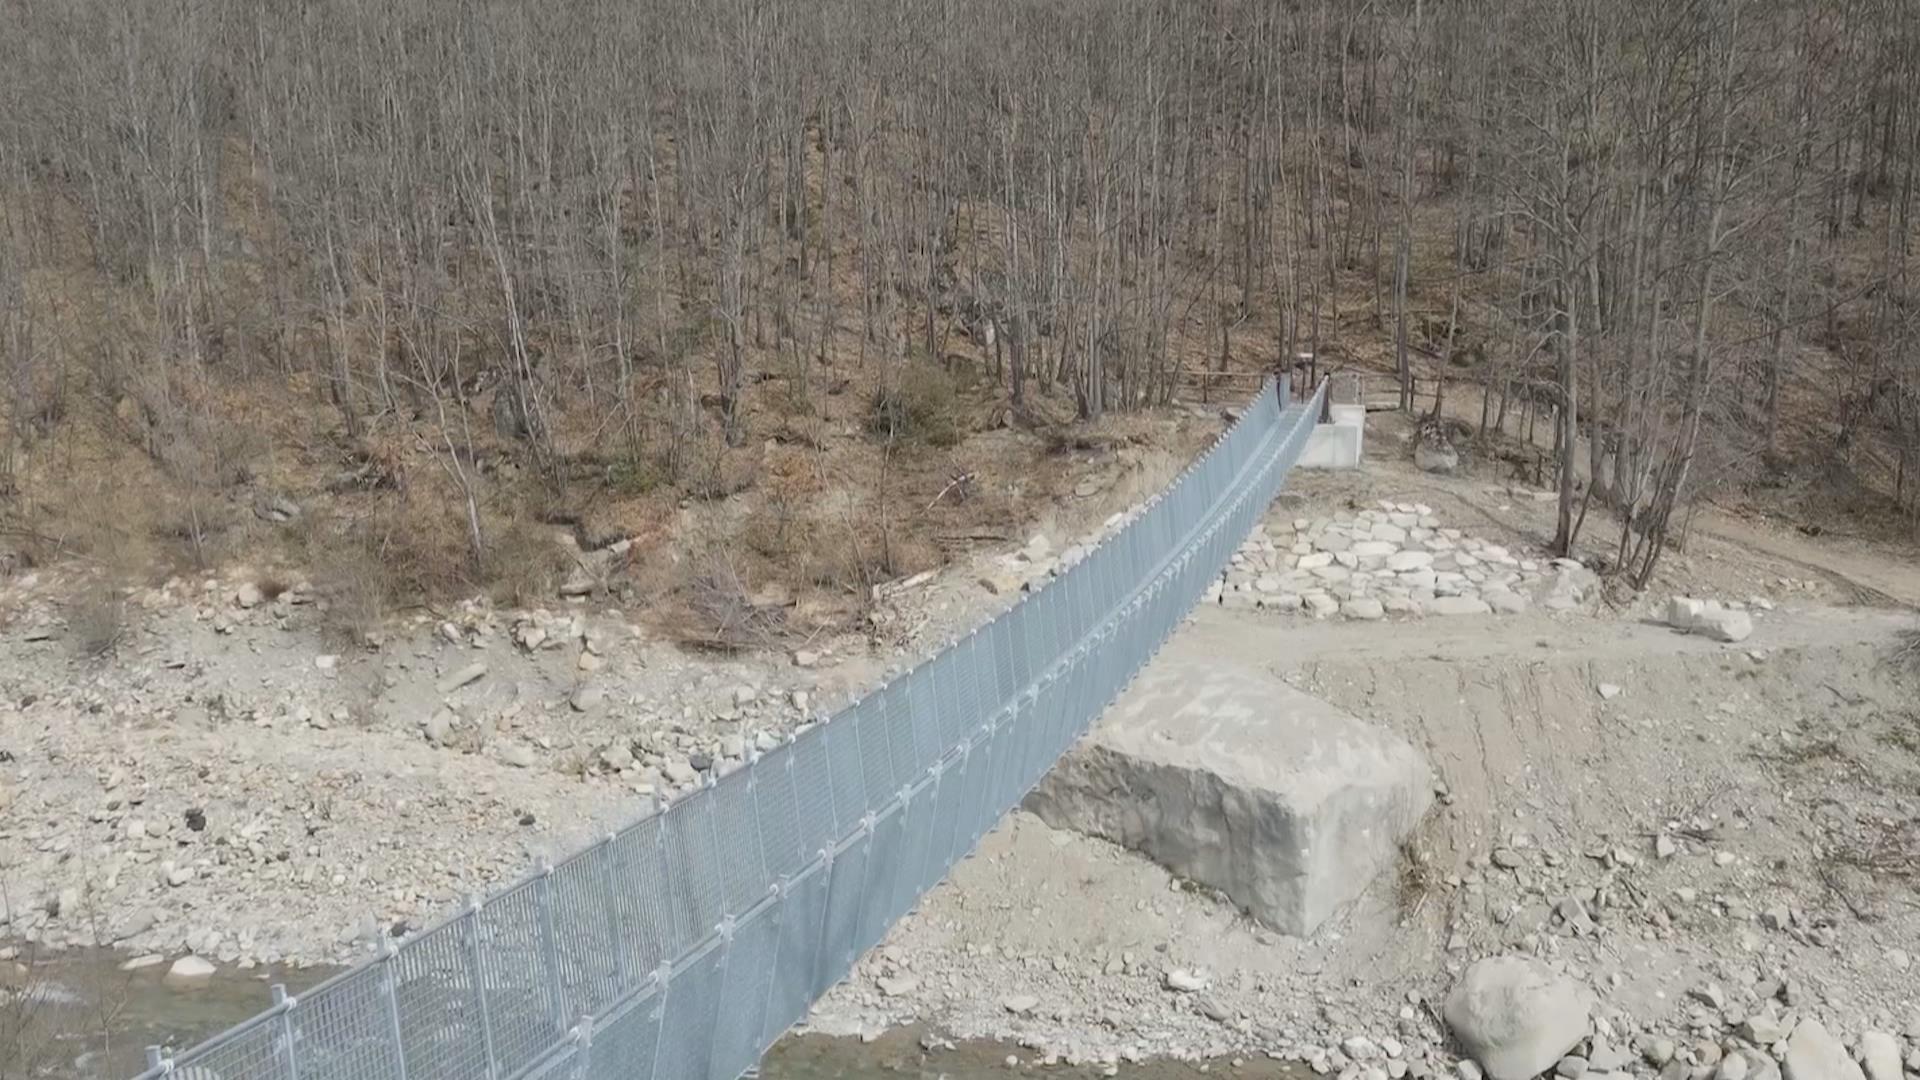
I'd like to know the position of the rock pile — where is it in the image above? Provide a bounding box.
[1212,501,1598,620]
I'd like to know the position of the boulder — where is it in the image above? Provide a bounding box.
[164,955,218,989]
[1416,440,1460,474]
[1027,633,1432,936]
[1444,956,1593,1080]
[1692,605,1753,643]
[1782,1020,1863,1080]
[1667,596,1705,628]
[1667,597,1755,642]
[1858,1032,1900,1080]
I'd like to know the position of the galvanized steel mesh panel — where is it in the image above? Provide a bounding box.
[391,920,489,1080]
[607,815,673,975]
[586,991,660,1080]
[163,1013,286,1080]
[711,768,767,916]
[291,965,403,1079]
[475,879,557,1075]
[762,865,830,1042]
[665,791,726,948]
[655,945,724,1080]
[789,732,838,858]
[549,852,620,1017]
[709,904,781,1080]
[753,745,804,881]
[813,837,869,994]
[139,380,1325,1080]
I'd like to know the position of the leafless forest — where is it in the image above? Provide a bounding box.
[1,0,1917,617]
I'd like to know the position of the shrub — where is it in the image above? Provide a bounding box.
[865,364,967,448]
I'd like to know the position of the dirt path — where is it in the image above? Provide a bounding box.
[1687,507,1920,608]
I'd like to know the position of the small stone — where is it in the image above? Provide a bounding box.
[1717,1054,1749,1080]
[877,975,920,997]
[1641,1038,1677,1066]
[793,650,821,668]
[1386,551,1434,572]
[1345,1037,1382,1061]
[599,743,634,772]
[1741,1016,1790,1046]
[1691,984,1727,1010]
[1713,852,1736,867]
[233,582,264,608]
[1655,835,1678,859]
[1344,598,1386,620]
[1458,1063,1485,1080]
[1002,994,1039,1015]
[664,760,697,785]
[315,654,339,671]
[500,743,536,769]
[1596,684,1623,700]
[1556,1057,1588,1079]
[570,684,605,712]
[1760,905,1790,930]
[1491,849,1523,869]
[120,954,166,972]
[436,662,488,693]
[1165,968,1209,992]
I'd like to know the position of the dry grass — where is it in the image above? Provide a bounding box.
[1394,839,1440,921]
[483,516,575,608]
[666,557,791,653]
[65,584,128,659]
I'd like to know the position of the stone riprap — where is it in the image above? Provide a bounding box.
[1209,501,1598,620]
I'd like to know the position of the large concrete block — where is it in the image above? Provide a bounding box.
[1026,637,1433,936]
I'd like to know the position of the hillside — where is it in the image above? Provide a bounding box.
[0,0,1917,633]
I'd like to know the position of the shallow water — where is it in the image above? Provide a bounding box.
[762,1028,1306,1078]
[1,946,1300,1079]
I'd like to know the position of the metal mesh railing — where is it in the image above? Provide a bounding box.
[136,376,1327,1080]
